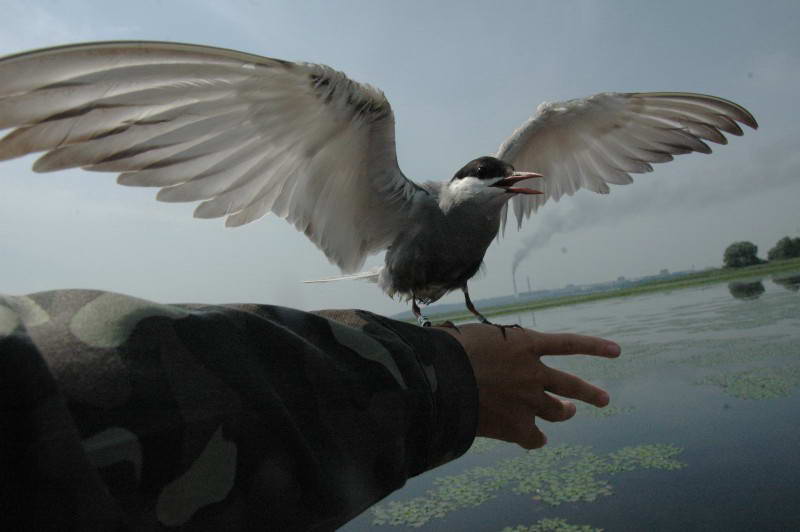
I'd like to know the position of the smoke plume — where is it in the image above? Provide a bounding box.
[510,142,800,278]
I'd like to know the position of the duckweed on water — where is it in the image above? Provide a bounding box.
[673,334,797,368]
[371,444,684,527]
[501,517,602,532]
[697,366,800,399]
[681,294,798,332]
[575,403,635,418]
[607,444,685,472]
[554,333,798,389]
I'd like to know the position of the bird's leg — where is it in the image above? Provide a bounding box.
[463,285,491,325]
[462,285,520,338]
[412,297,432,327]
[412,298,458,330]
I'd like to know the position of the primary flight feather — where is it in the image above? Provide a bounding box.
[0,41,757,325]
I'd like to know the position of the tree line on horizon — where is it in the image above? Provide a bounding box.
[723,236,800,268]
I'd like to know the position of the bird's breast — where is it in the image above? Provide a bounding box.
[383,210,500,300]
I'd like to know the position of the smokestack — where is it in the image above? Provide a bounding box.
[527,276,532,294]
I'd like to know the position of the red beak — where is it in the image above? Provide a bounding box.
[491,172,544,195]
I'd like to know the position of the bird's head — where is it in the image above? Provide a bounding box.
[444,156,542,207]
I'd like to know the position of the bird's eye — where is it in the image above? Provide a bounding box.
[476,166,485,177]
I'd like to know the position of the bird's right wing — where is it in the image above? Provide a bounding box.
[495,92,758,232]
[0,41,425,273]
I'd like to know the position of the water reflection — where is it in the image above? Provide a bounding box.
[772,274,800,292]
[728,280,766,300]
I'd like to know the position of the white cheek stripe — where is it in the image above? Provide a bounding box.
[439,176,503,212]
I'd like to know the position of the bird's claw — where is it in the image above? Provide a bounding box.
[481,320,521,339]
[497,323,522,338]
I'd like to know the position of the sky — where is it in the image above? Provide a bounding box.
[1,0,798,316]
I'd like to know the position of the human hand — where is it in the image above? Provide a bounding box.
[436,324,620,450]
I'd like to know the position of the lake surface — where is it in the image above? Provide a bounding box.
[343,270,800,531]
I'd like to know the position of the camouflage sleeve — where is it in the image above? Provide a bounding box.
[0,290,477,530]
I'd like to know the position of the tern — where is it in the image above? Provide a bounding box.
[0,42,757,326]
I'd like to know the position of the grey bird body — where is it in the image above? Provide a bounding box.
[382,180,506,304]
[0,42,758,325]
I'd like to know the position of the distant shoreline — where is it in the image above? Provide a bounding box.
[404,257,800,323]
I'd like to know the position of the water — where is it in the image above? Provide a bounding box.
[343,271,800,531]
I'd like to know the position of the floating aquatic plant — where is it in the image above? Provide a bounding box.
[681,293,797,332]
[575,403,635,418]
[669,334,797,368]
[552,320,796,385]
[606,444,685,472]
[371,444,685,528]
[697,367,800,400]
[369,277,800,529]
[502,517,602,532]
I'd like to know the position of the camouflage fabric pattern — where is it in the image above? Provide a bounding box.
[0,290,477,530]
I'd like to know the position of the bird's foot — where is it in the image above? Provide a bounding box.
[479,318,521,339]
[495,323,522,338]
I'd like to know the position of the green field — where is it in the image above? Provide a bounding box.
[416,257,800,323]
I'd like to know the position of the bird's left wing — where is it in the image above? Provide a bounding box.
[495,92,758,232]
[0,41,424,273]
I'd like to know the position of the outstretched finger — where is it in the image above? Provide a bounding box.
[535,332,621,358]
[533,393,577,422]
[544,366,610,407]
[515,422,547,450]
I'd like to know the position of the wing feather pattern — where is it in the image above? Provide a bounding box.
[496,92,757,231]
[0,41,424,272]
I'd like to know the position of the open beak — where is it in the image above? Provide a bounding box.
[490,171,544,195]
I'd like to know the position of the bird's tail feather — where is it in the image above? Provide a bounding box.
[304,268,381,284]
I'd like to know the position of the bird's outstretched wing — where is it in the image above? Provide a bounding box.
[495,92,758,231]
[0,41,424,272]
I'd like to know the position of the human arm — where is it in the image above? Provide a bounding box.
[0,290,618,530]
[0,291,476,531]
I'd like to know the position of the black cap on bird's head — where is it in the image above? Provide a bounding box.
[452,156,513,181]
[452,156,544,195]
